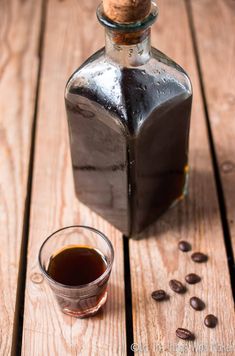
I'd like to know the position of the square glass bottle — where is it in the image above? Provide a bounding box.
[65,1,192,236]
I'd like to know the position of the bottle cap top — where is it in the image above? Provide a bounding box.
[103,0,151,24]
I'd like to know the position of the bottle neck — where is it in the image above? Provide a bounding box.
[105,28,151,67]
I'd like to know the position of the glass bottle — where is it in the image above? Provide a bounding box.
[65,1,192,237]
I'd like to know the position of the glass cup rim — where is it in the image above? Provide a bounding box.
[38,225,114,290]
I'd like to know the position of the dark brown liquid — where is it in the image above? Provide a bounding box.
[66,94,191,236]
[47,246,108,316]
[65,49,192,236]
[47,245,107,286]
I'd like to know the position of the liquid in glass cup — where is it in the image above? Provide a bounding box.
[39,225,114,318]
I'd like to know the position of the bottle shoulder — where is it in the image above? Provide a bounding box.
[65,47,192,135]
[65,47,105,91]
[65,46,192,96]
[150,47,192,94]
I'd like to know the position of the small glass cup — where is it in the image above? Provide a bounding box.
[39,225,114,318]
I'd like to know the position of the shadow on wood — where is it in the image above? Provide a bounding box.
[130,167,220,241]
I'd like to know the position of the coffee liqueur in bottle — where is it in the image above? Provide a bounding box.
[65,0,192,236]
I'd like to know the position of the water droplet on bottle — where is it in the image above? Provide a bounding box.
[133,109,140,116]
[128,48,133,57]
[138,84,147,91]
[114,45,122,52]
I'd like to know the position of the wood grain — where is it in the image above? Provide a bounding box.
[190,0,235,257]
[0,0,42,354]
[129,0,235,355]
[21,1,126,355]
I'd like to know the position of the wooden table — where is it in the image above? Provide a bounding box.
[1,0,235,355]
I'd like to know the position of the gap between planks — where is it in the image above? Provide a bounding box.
[11,1,48,355]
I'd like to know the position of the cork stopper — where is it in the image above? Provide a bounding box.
[103,0,151,24]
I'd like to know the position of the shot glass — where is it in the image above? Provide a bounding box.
[39,225,114,318]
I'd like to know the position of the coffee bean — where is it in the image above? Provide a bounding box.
[151,290,168,302]
[185,273,201,284]
[176,328,195,341]
[178,240,191,252]
[190,296,205,311]
[169,279,186,294]
[204,314,218,328]
[191,252,208,263]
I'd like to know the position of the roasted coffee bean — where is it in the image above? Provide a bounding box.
[151,290,168,302]
[190,296,205,311]
[185,273,201,284]
[204,314,218,328]
[191,252,208,263]
[169,279,186,294]
[176,328,195,341]
[178,240,191,252]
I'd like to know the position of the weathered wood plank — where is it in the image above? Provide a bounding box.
[21,1,126,355]
[129,0,235,354]
[0,0,42,354]
[190,0,235,258]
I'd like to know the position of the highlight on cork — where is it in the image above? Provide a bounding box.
[103,0,152,23]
